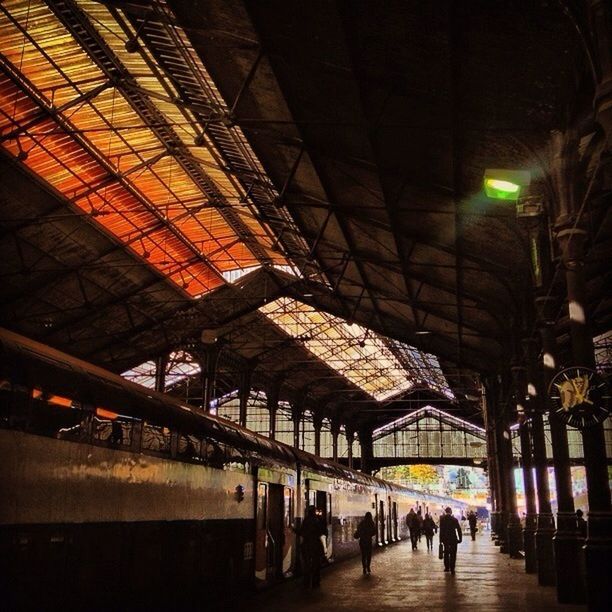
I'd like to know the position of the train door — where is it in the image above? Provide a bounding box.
[379,499,386,545]
[374,494,381,546]
[393,501,399,540]
[315,490,332,559]
[387,496,393,542]
[305,483,332,560]
[255,482,268,584]
[282,487,294,575]
[255,482,287,586]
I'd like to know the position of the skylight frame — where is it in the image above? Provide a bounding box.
[260,297,416,401]
[0,0,289,297]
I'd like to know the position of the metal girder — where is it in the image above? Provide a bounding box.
[52,0,275,266]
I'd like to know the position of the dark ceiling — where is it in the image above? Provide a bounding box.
[0,0,610,432]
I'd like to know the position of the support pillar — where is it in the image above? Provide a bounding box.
[331,419,340,463]
[238,366,252,428]
[313,413,323,457]
[486,378,511,551]
[537,298,585,603]
[557,226,612,612]
[346,426,355,470]
[519,419,538,571]
[200,337,221,413]
[359,427,373,475]
[487,379,507,548]
[266,379,280,440]
[497,374,522,558]
[514,365,537,573]
[523,338,556,585]
[483,384,501,541]
[154,353,167,393]
[292,403,302,450]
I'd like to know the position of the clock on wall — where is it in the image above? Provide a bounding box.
[548,367,610,429]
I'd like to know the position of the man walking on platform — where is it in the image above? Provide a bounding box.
[406,508,420,550]
[439,507,462,574]
[467,510,478,541]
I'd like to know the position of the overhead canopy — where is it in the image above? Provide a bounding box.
[0,0,610,433]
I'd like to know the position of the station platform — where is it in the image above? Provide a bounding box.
[243,535,586,612]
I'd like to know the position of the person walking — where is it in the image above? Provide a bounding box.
[416,509,424,543]
[467,510,478,541]
[407,508,420,550]
[354,511,377,575]
[299,505,327,588]
[422,512,437,552]
[439,507,462,574]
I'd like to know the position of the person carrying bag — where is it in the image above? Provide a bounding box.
[439,507,462,574]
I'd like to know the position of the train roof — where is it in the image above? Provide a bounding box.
[1,326,471,507]
[0,327,295,464]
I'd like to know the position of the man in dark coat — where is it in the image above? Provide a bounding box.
[299,505,327,587]
[467,510,478,541]
[406,508,420,550]
[355,511,377,575]
[439,506,462,574]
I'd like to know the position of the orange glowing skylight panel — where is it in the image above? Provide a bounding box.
[0,0,289,297]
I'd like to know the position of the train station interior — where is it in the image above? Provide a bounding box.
[0,1,611,610]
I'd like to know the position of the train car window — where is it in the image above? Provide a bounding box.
[203,439,231,469]
[27,388,84,438]
[141,422,171,454]
[92,415,133,448]
[178,434,201,461]
[315,490,327,523]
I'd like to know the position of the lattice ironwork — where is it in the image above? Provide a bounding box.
[260,297,451,401]
[0,0,303,298]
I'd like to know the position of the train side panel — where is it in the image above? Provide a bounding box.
[0,429,255,609]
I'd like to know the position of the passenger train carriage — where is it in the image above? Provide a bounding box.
[0,328,468,609]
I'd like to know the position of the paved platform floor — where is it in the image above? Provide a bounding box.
[243,535,586,612]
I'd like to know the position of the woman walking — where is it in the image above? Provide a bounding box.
[354,512,377,575]
[422,512,437,551]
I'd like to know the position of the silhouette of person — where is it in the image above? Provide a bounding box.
[422,512,437,551]
[416,509,424,543]
[299,505,327,588]
[355,511,377,574]
[439,507,462,574]
[576,509,587,538]
[407,508,420,550]
[467,510,478,541]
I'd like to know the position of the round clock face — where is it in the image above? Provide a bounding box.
[548,367,610,429]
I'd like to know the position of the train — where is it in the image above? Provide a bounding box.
[0,327,468,609]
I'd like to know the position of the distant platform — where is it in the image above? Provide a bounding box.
[243,534,586,612]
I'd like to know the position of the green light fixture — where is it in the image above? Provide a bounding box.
[484,169,531,201]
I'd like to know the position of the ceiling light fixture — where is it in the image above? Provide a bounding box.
[484,169,531,201]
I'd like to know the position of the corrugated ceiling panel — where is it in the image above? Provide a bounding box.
[0,0,290,296]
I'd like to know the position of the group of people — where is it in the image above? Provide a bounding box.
[406,508,438,551]
[298,504,473,587]
[407,507,470,573]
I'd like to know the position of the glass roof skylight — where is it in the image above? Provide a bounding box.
[373,406,485,440]
[122,350,200,390]
[389,340,454,399]
[0,0,285,297]
[260,298,414,400]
